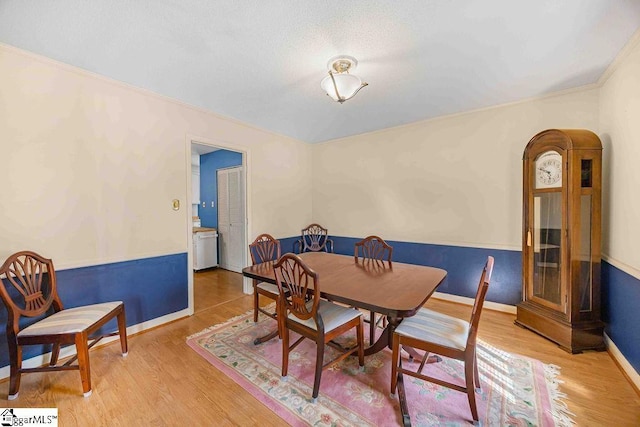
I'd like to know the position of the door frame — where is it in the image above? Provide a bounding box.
[185,135,252,315]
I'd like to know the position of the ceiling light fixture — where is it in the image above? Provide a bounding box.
[320,55,368,104]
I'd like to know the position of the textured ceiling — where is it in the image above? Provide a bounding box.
[1,1,639,143]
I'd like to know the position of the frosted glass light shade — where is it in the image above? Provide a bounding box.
[321,73,365,102]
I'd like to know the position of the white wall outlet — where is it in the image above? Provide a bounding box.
[211,201,214,208]
[201,201,205,207]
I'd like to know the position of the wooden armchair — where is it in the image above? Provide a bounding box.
[391,256,494,424]
[274,253,364,400]
[0,251,128,399]
[354,235,393,344]
[248,234,281,344]
[293,223,334,253]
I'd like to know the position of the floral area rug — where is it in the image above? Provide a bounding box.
[186,308,574,426]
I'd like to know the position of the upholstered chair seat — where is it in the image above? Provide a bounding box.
[288,300,362,332]
[393,308,469,351]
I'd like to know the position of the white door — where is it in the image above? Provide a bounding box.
[217,167,245,272]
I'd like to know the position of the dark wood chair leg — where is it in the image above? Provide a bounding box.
[281,328,289,378]
[253,288,259,322]
[75,332,92,397]
[396,359,412,427]
[312,340,325,399]
[50,343,61,365]
[473,349,480,389]
[465,355,479,421]
[357,320,365,367]
[8,343,22,399]
[276,310,282,339]
[117,309,128,355]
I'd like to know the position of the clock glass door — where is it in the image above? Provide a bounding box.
[529,191,564,311]
[578,158,594,313]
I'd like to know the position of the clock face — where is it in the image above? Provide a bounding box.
[535,151,562,188]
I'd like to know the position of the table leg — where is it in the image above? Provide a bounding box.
[363,315,442,364]
[253,329,279,345]
[403,345,421,361]
[364,316,401,356]
[401,346,441,364]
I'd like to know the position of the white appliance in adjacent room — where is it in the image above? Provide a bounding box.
[193,225,218,271]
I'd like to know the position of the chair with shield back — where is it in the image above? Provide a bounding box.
[273,253,364,400]
[248,234,282,344]
[293,223,334,253]
[391,256,494,424]
[354,235,394,345]
[0,250,128,400]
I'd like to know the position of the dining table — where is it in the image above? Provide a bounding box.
[241,251,448,356]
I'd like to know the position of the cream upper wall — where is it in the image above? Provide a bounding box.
[0,44,312,269]
[599,33,640,274]
[312,88,599,250]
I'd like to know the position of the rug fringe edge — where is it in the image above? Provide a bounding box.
[186,308,255,340]
[544,363,576,426]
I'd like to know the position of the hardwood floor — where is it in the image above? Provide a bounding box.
[2,268,639,426]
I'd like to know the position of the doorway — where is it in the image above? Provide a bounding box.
[189,140,247,312]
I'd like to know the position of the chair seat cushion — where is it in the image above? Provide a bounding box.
[18,301,123,337]
[289,299,362,333]
[256,281,279,296]
[395,308,469,351]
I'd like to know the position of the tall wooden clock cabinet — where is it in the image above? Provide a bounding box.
[515,129,605,353]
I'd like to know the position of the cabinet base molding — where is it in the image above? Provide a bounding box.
[515,302,605,354]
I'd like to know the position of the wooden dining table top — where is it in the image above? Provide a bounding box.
[242,251,447,319]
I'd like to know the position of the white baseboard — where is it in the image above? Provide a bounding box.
[0,308,191,381]
[432,291,517,314]
[604,332,640,391]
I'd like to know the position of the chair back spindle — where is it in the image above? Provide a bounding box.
[354,235,393,263]
[249,233,281,265]
[274,253,319,323]
[0,251,63,328]
[295,224,334,253]
[248,234,282,336]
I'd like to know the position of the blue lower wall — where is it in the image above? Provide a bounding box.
[279,235,521,305]
[0,253,188,368]
[3,238,639,375]
[602,262,640,372]
[280,234,640,374]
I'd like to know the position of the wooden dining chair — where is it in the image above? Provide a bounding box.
[274,253,364,400]
[0,251,128,399]
[391,256,494,424]
[354,235,393,344]
[293,223,334,253]
[249,234,281,343]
